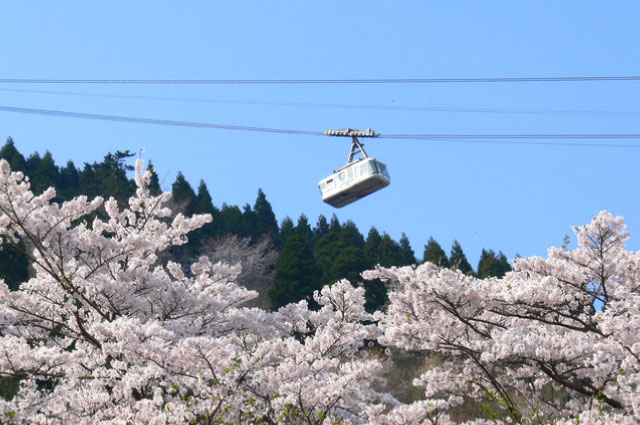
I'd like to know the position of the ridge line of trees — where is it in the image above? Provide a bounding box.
[0,137,511,311]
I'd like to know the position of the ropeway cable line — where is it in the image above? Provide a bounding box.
[2,87,640,117]
[1,105,640,148]
[2,76,640,85]
[0,105,324,136]
[2,105,639,208]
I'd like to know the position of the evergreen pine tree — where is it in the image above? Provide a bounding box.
[217,204,246,237]
[313,218,345,284]
[190,180,219,246]
[364,227,383,267]
[378,234,400,267]
[0,138,26,172]
[449,240,474,275]
[423,236,450,268]
[99,150,136,202]
[269,235,322,310]
[252,189,278,240]
[330,245,387,312]
[477,249,511,278]
[79,163,98,199]
[193,181,217,215]
[397,233,416,266]
[275,217,295,249]
[30,151,60,196]
[340,221,365,249]
[329,214,342,233]
[242,204,257,240]
[280,217,295,238]
[59,160,80,201]
[497,251,512,275]
[329,246,368,284]
[171,172,197,216]
[146,161,162,196]
[295,214,313,246]
[313,215,330,246]
[79,151,136,205]
[25,152,42,189]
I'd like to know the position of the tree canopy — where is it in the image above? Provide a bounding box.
[0,153,636,423]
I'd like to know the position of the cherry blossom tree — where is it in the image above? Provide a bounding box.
[367,211,640,424]
[0,159,392,424]
[0,154,638,425]
[200,234,278,310]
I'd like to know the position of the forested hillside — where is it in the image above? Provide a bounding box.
[0,138,511,310]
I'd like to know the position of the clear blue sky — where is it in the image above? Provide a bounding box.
[1,2,639,266]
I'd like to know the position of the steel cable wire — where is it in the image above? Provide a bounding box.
[2,76,640,84]
[1,105,640,147]
[2,87,640,117]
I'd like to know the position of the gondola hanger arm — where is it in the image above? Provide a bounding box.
[324,128,379,163]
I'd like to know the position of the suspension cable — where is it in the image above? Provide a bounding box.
[2,87,639,117]
[0,105,324,136]
[1,105,640,148]
[1,76,640,85]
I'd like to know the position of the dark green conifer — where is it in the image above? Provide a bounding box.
[364,227,383,267]
[314,215,330,245]
[59,160,80,201]
[280,217,295,237]
[449,240,473,275]
[242,204,257,239]
[398,233,416,266]
[423,236,449,268]
[275,217,295,248]
[329,246,368,284]
[329,245,386,312]
[252,189,278,240]
[269,235,322,310]
[79,151,136,204]
[378,234,400,267]
[340,221,365,249]
[99,151,136,202]
[190,180,219,245]
[146,161,162,196]
[25,152,42,188]
[329,214,342,233]
[477,249,512,278]
[497,251,512,275]
[194,181,217,214]
[171,172,197,216]
[79,163,98,198]
[0,138,26,172]
[295,214,313,246]
[31,151,59,195]
[313,218,345,283]
[218,204,246,236]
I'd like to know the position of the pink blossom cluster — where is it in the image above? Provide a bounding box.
[366,210,640,424]
[0,158,637,424]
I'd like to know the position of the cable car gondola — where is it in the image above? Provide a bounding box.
[318,128,390,208]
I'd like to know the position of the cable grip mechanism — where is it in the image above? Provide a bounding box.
[324,128,379,163]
